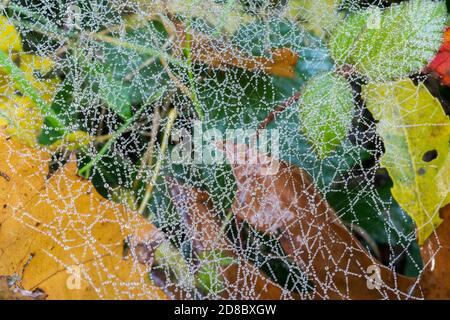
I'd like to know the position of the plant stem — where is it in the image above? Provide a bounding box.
[138,108,177,215]
[90,33,186,68]
[133,106,161,191]
[78,90,164,179]
[184,19,204,120]
[257,92,301,132]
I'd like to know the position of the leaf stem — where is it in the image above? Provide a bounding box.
[138,108,177,215]
[257,91,301,132]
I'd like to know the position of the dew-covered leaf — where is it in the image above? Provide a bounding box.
[298,72,355,158]
[362,78,450,245]
[330,0,447,82]
[222,141,418,299]
[0,128,167,299]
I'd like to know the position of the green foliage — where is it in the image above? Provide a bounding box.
[196,250,234,295]
[298,72,354,158]
[330,0,447,81]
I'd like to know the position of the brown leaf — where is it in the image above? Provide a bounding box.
[0,128,167,300]
[221,141,419,300]
[420,204,450,299]
[168,178,291,299]
[174,23,299,78]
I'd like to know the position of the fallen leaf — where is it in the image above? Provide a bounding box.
[362,79,450,244]
[174,23,299,78]
[221,141,419,299]
[168,178,290,300]
[0,127,167,299]
[420,204,450,299]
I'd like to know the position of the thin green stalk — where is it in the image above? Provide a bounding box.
[138,108,177,215]
[78,90,165,179]
[90,33,186,68]
[184,20,204,120]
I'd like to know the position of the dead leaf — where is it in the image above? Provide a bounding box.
[0,127,167,300]
[168,178,290,300]
[420,204,450,299]
[174,23,299,78]
[220,141,419,300]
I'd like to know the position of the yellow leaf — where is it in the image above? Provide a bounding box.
[49,130,92,151]
[0,16,22,53]
[19,54,59,102]
[0,96,43,146]
[0,127,167,299]
[362,79,450,244]
[0,31,59,146]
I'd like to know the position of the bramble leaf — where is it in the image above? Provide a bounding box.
[362,78,450,244]
[330,0,447,81]
[298,72,354,158]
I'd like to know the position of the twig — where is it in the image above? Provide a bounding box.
[257,91,301,132]
[133,106,161,191]
[138,108,177,215]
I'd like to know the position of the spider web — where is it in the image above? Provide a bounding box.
[0,0,443,300]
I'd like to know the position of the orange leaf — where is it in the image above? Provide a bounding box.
[0,127,167,300]
[174,23,299,78]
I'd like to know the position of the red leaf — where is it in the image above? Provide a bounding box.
[425,27,450,86]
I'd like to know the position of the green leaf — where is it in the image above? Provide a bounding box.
[37,81,76,146]
[196,250,234,295]
[330,0,447,82]
[362,78,450,244]
[75,52,132,120]
[298,72,354,158]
